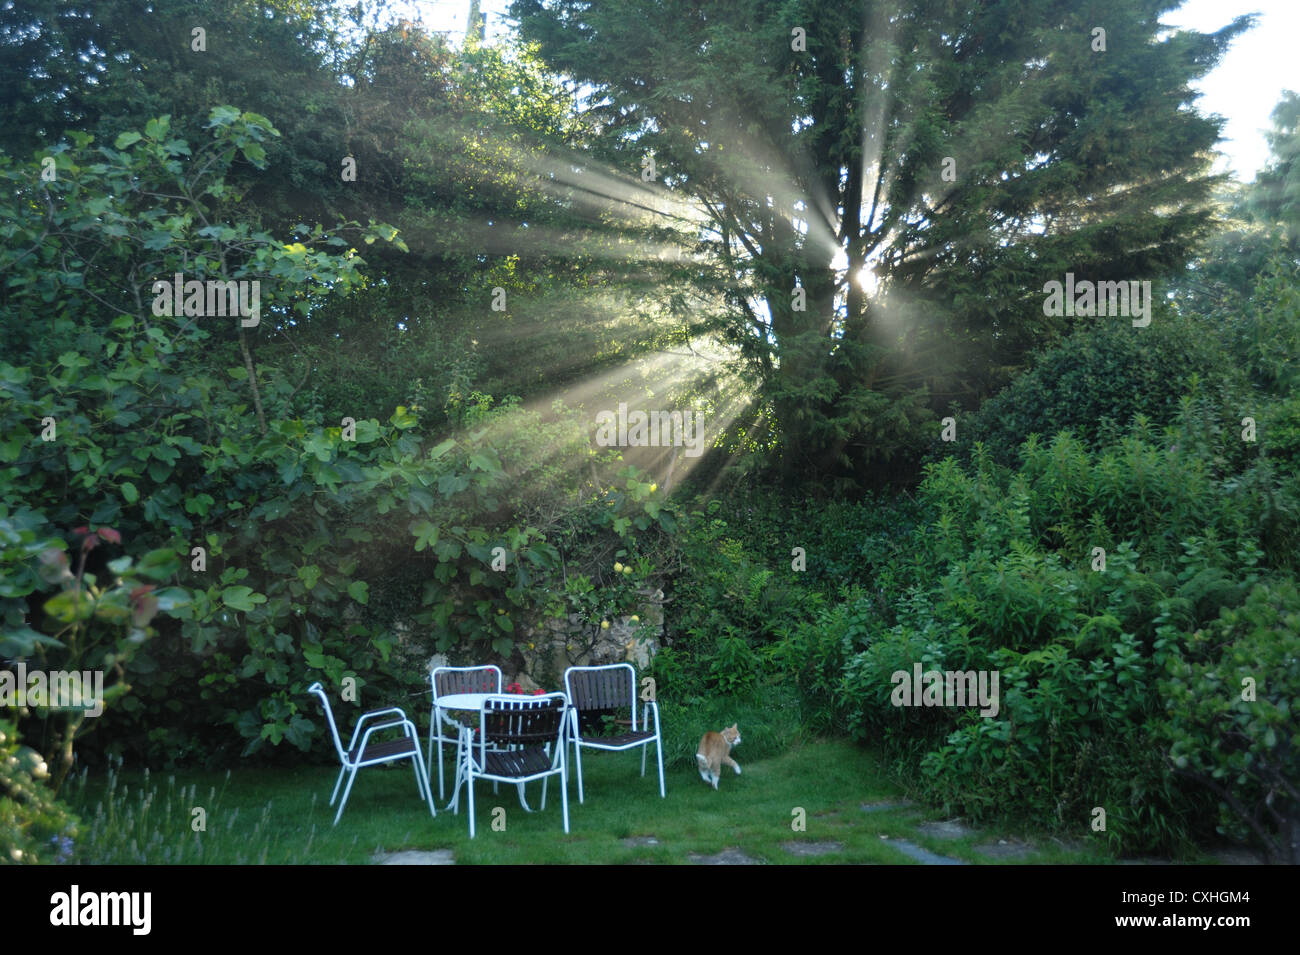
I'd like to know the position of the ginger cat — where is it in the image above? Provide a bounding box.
[696,724,741,789]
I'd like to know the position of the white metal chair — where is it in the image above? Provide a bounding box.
[428,664,502,799]
[462,693,569,838]
[308,681,435,826]
[563,663,665,803]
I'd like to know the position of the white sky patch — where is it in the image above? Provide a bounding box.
[1165,0,1298,182]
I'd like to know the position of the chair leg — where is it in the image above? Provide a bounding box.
[436,735,446,800]
[434,727,444,795]
[560,763,570,834]
[641,745,647,777]
[573,744,585,804]
[330,765,347,806]
[413,754,436,818]
[656,736,666,798]
[467,770,476,839]
[334,767,358,826]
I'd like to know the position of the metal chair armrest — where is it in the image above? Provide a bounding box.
[355,706,409,725]
[346,707,410,749]
[355,718,417,755]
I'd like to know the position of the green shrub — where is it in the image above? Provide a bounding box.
[956,318,1244,468]
[828,410,1288,854]
[1159,580,1300,864]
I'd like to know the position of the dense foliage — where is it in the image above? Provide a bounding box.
[2,0,1297,867]
[513,0,1248,487]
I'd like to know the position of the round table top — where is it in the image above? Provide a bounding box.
[436,693,495,710]
[437,692,567,710]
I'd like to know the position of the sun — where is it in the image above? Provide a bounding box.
[831,247,882,298]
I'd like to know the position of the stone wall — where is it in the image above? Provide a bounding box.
[423,588,664,693]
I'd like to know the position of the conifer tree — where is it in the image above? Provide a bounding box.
[513,0,1251,485]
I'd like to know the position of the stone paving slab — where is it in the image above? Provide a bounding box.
[781,840,844,857]
[374,849,455,865]
[882,837,966,865]
[973,839,1034,860]
[916,819,974,840]
[688,847,762,864]
[860,800,915,814]
[622,836,661,848]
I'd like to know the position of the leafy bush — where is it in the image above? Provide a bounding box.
[0,110,684,769]
[955,317,1245,468]
[1159,581,1300,864]
[826,407,1291,854]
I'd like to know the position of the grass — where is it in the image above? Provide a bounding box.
[59,738,1125,864]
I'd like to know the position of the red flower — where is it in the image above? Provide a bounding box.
[129,585,158,627]
[97,527,122,544]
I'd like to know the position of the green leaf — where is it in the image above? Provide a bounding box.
[136,549,181,580]
[114,131,143,149]
[121,481,139,504]
[43,590,96,624]
[427,438,456,461]
[221,586,266,612]
[0,626,65,657]
[411,520,439,552]
[468,451,497,473]
[207,106,241,128]
[347,581,369,605]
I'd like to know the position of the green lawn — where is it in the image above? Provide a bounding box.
[62,739,1121,864]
